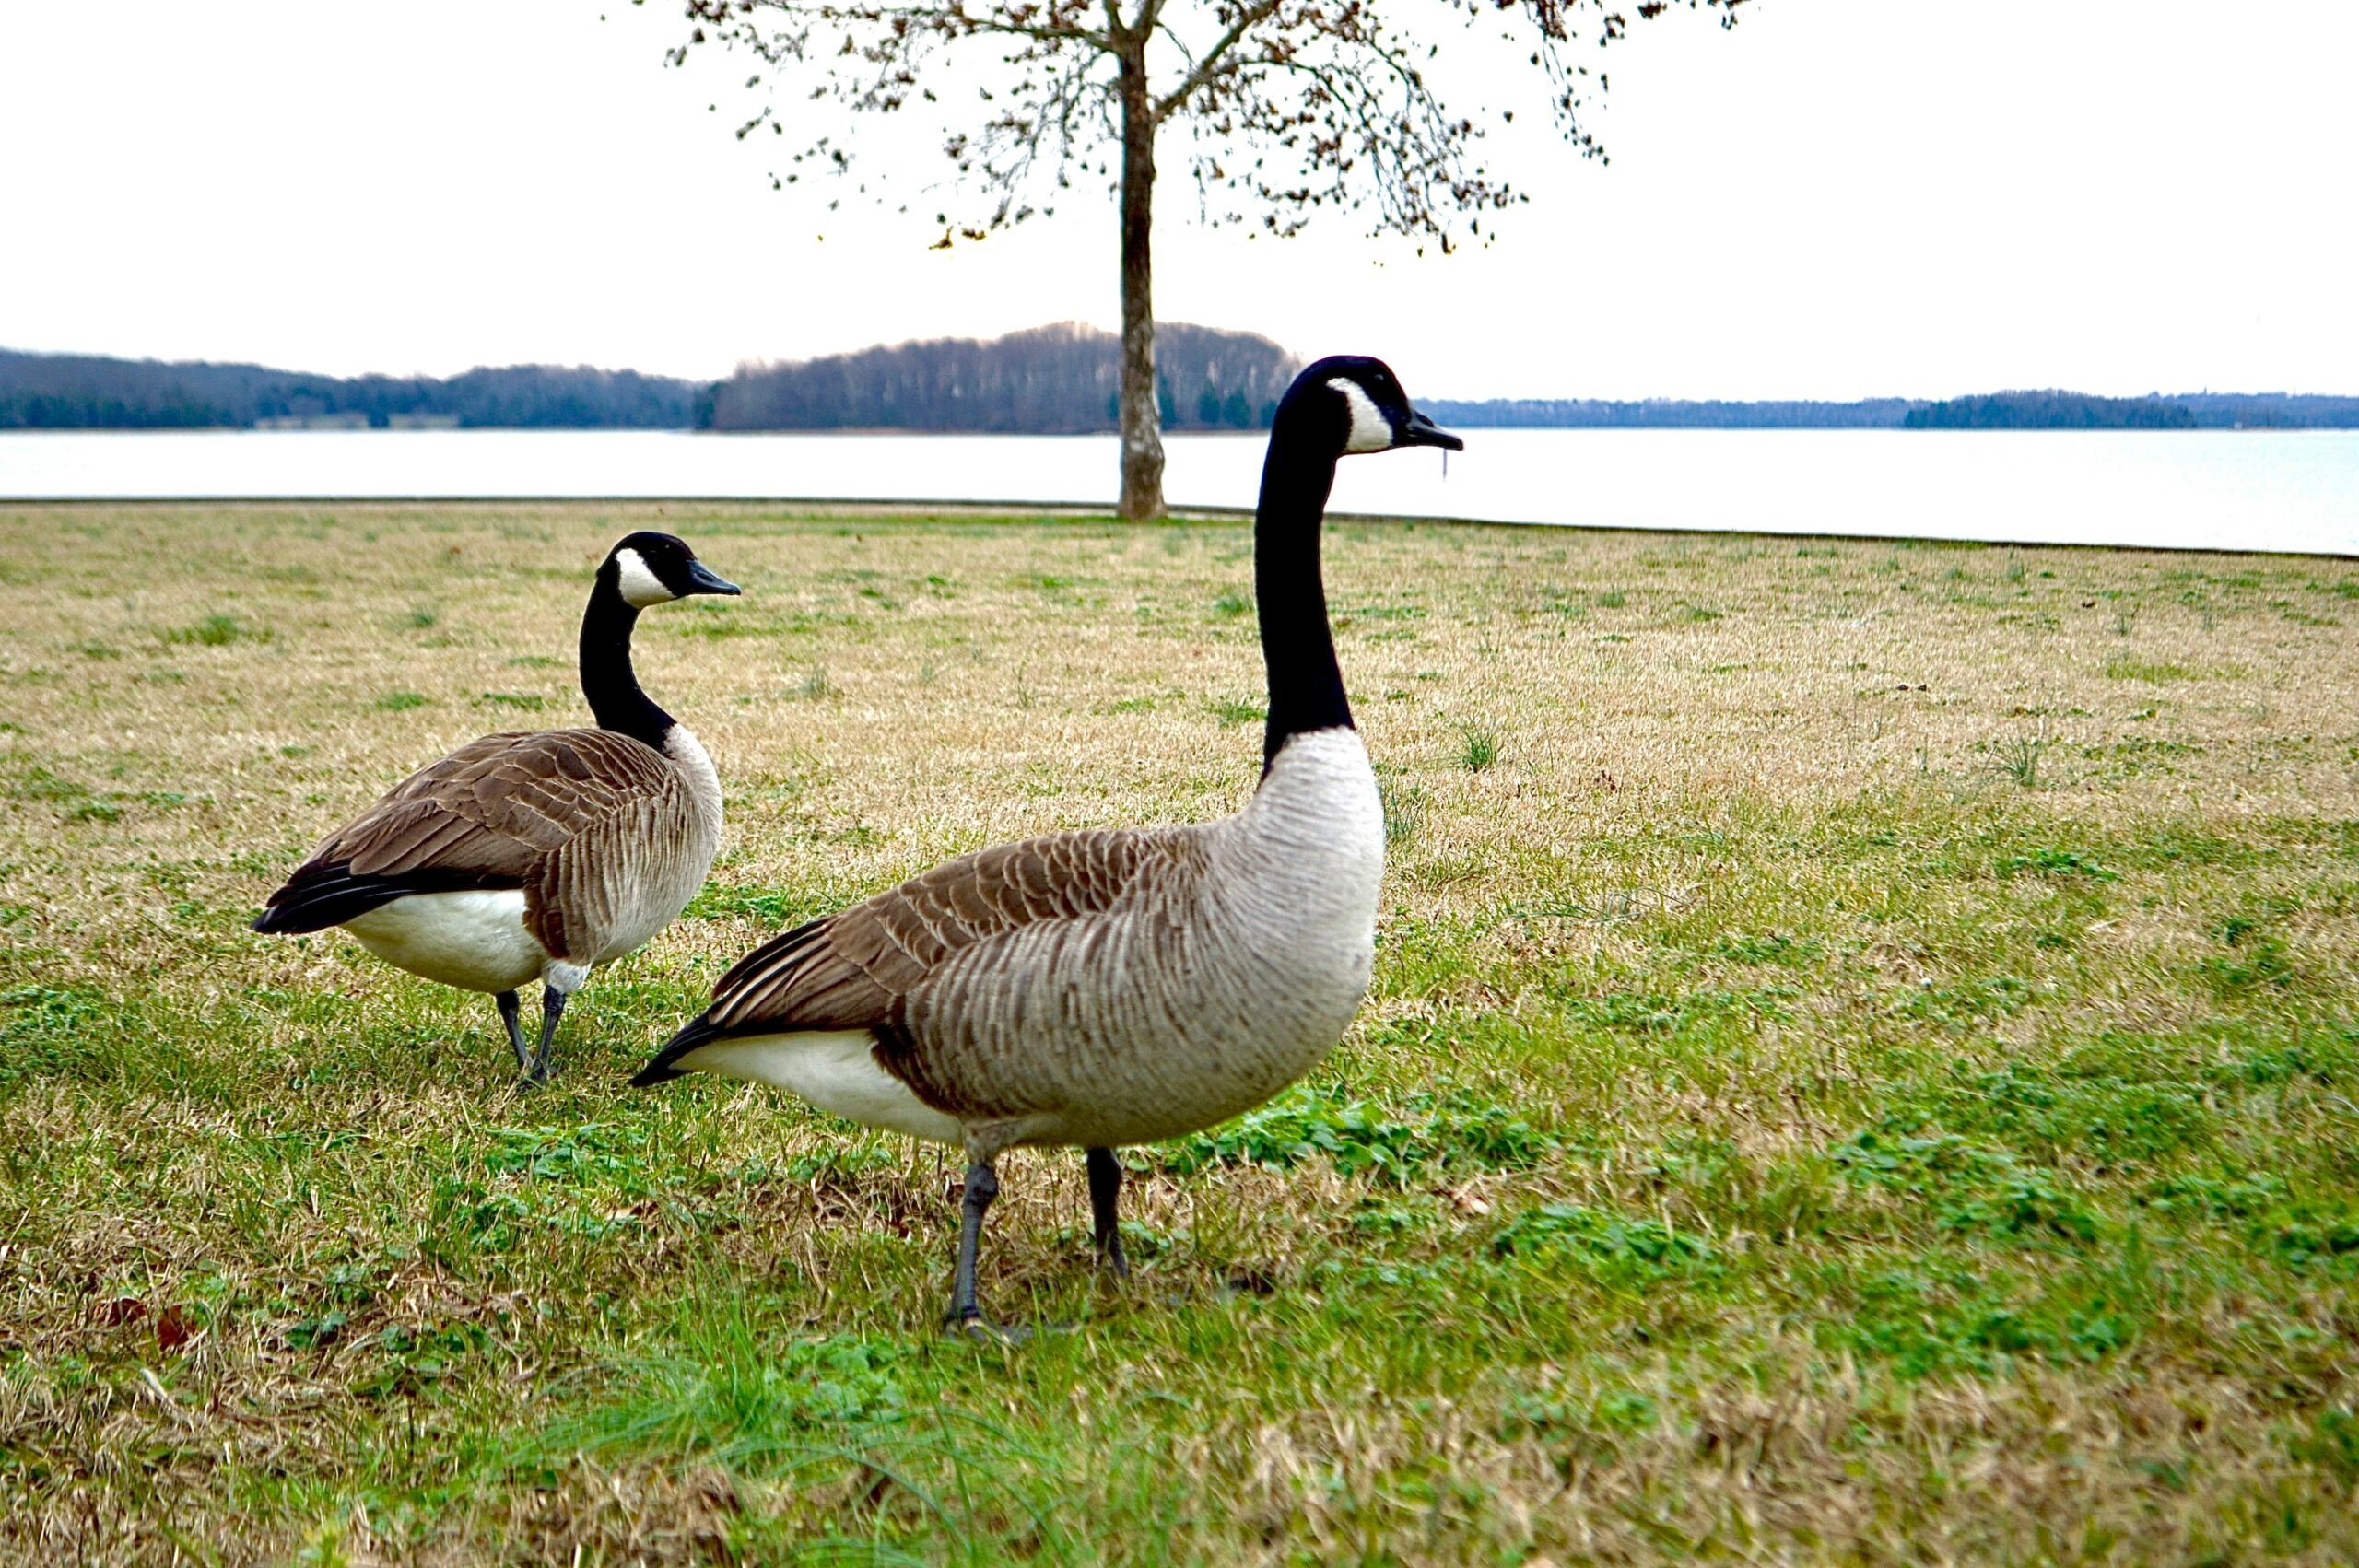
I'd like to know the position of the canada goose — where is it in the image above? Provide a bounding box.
[254,532,739,1083]
[632,358,1461,1329]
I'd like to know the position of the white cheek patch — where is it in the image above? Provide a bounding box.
[614,547,673,607]
[1331,378,1394,453]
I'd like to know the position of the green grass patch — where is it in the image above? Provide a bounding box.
[5,503,2357,1562]
[161,613,268,647]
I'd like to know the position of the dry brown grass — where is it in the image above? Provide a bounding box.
[2,502,2356,1564]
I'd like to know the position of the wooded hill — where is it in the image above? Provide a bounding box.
[705,322,1297,433]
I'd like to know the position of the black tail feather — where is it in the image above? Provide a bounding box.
[252,867,411,934]
[632,1009,740,1084]
[630,1012,727,1089]
[252,862,522,935]
[638,912,840,1089]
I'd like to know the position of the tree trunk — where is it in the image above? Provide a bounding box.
[1114,36,1163,520]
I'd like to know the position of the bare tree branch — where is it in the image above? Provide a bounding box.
[1151,0,1284,124]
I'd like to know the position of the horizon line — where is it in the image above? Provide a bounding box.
[5,344,2355,407]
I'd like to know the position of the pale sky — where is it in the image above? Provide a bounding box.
[3,1,2353,401]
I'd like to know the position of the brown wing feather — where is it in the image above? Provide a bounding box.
[316,730,672,876]
[704,828,1163,1036]
[276,729,680,952]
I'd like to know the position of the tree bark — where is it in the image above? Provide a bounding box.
[1114,33,1164,520]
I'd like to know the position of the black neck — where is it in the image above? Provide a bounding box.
[580,576,673,750]
[1254,428,1351,776]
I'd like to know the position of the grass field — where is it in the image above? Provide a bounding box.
[4,501,2358,1564]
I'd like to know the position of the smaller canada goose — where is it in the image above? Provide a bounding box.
[632,357,1461,1329]
[254,532,739,1083]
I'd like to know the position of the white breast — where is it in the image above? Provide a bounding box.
[672,1030,964,1145]
[1232,727,1387,954]
[343,890,547,994]
[577,723,726,966]
[663,724,723,825]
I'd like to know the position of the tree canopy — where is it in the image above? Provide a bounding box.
[682,0,1739,245]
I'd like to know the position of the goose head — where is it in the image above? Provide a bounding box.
[1276,356,1464,460]
[604,532,742,608]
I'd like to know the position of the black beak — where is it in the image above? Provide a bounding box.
[684,561,741,597]
[1397,406,1463,451]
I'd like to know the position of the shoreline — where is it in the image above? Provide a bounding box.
[1,495,2351,562]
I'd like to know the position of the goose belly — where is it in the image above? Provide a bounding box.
[343,891,547,993]
[1016,969,1373,1150]
[934,726,1385,1151]
[672,1030,964,1145]
[1100,730,1382,1140]
[911,867,1379,1152]
[585,866,708,966]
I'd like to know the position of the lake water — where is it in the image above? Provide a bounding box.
[4,427,2354,556]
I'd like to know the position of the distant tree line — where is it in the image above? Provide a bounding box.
[706,322,1296,434]
[1436,391,2359,430]
[0,350,701,430]
[9,344,2359,432]
[2135,392,2359,430]
[1425,397,1919,429]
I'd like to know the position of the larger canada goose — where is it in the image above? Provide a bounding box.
[632,358,1460,1328]
[254,532,739,1083]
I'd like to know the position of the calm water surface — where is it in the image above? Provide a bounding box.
[4,427,2353,555]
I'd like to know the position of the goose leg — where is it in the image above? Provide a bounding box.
[1086,1146,1129,1280]
[495,990,530,1077]
[529,983,568,1085]
[946,1159,999,1329]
